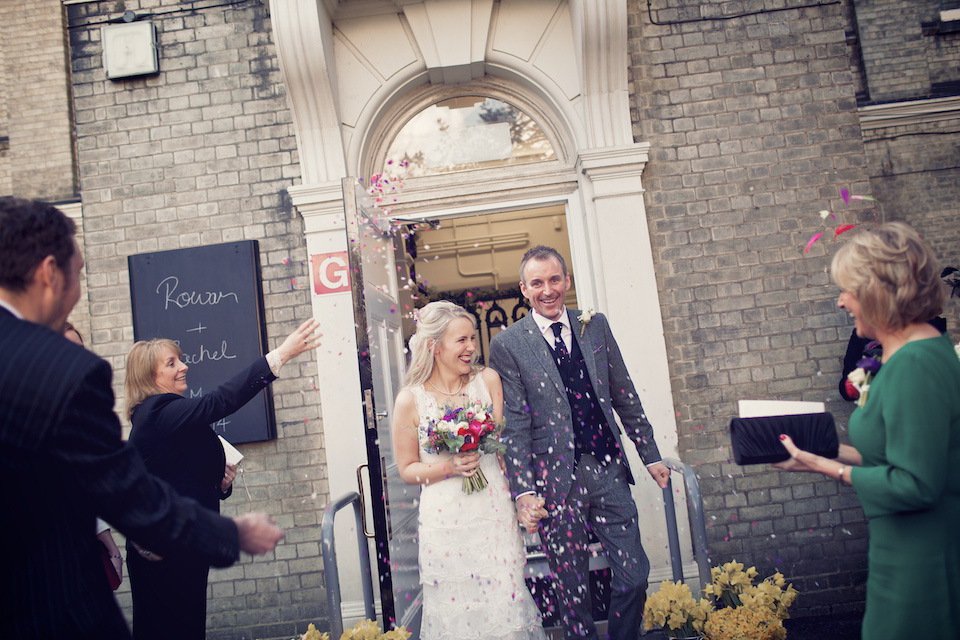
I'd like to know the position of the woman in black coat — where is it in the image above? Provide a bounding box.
[122,318,320,640]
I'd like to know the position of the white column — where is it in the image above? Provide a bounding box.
[576,146,694,584]
[269,0,346,183]
[289,182,378,622]
[569,0,633,148]
[576,145,676,446]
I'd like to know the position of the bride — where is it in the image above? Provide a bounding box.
[391,301,546,640]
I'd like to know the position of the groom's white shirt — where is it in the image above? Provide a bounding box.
[529,307,571,351]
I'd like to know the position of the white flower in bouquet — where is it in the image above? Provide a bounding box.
[847,367,867,386]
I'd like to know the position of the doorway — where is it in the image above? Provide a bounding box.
[396,204,615,631]
[407,205,576,365]
[351,198,615,635]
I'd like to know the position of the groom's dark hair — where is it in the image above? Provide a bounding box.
[519,245,568,282]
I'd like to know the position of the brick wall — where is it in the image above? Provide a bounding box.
[14,0,954,633]
[66,1,327,638]
[0,2,9,198]
[853,0,960,102]
[630,0,872,616]
[0,0,76,200]
[862,119,960,332]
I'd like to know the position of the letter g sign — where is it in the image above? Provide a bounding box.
[311,251,351,295]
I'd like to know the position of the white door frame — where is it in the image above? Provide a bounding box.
[274,0,692,623]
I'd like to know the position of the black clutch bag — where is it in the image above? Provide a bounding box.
[730,413,839,465]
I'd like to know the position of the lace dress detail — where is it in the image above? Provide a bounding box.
[411,374,545,640]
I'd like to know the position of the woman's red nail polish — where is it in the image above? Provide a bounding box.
[779,435,786,440]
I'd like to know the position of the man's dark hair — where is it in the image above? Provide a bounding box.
[519,245,568,282]
[0,197,76,292]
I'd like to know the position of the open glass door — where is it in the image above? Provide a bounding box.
[341,177,421,635]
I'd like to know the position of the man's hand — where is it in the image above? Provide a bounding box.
[221,463,238,492]
[647,462,671,489]
[234,512,284,555]
[131,540,163,562]
[516,494,547,533]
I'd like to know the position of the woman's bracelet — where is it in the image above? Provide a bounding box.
[109,554,122,559]
[837,465,846,482]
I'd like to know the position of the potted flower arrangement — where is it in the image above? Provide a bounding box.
[642,580,713,638]
[294,619,411,640]
[643,561,798,640]
[702,561,798,640]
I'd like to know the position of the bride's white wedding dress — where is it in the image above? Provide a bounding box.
[411,373,546,640]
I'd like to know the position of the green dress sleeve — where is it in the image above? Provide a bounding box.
[850,344,953,519]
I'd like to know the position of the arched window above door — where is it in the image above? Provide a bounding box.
[381,96,556,181]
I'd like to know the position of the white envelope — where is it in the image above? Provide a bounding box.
[738,399,825,419]
[218,435,244,466]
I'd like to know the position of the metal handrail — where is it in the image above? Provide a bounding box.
[660,457,711,596]
[321,491,376,639]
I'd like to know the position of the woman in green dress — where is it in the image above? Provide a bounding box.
[776,222,960,639]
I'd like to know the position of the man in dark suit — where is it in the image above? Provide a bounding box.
[0,197,284,639]
[489,245,671,640]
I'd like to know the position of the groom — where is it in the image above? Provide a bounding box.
[489,245,670,640]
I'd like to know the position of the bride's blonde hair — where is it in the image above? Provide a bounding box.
[403,301,481,387]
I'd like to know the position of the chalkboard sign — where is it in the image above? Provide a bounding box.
[128,240,276,444]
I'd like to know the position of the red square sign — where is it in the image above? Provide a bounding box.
[312,251,351,295]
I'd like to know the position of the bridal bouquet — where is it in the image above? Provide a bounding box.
[422,401,506,494]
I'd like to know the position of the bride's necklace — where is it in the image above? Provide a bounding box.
[426,375,464,396]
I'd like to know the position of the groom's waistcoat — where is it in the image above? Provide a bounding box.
[556,333,620,464]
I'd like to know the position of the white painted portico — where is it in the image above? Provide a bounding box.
[268,0,687,624]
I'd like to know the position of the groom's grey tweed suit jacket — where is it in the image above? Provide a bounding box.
[488,309,662,509]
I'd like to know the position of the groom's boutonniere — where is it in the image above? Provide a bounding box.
[579,309,596,337]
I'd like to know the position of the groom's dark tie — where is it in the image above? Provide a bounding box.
[551,322,569,365]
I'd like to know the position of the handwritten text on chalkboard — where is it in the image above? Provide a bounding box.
[128,241,275,443]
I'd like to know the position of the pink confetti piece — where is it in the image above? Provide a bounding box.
[841,188,850,204]
[804,232,823,253]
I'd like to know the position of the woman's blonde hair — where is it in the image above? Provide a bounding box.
[403,301,481,388]
[831,221,944,332]
[124,339,182,419]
